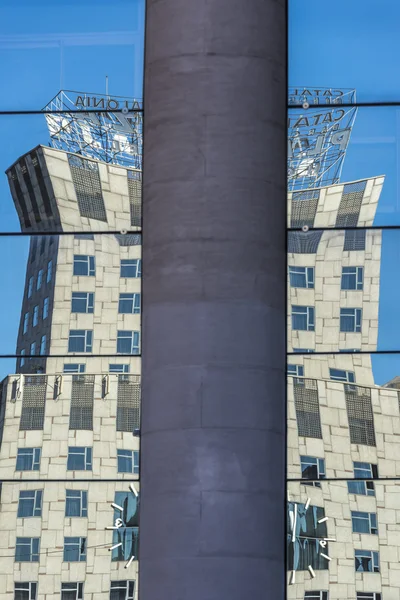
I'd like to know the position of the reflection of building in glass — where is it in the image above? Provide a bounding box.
[287,102,400,599]
[0,97,142,597]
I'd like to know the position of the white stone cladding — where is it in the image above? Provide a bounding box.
[287,176,393,600]
[0,481,139,599]
[0,146,142,599]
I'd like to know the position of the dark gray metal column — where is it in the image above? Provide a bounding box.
[139,1,287,599]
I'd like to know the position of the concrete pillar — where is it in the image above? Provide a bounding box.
[139,1,287,599]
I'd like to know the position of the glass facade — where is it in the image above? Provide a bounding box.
[288,3,400,599]
[0,0,144,597]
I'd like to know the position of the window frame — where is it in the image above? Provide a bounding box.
[27,276,34,298]
[15,537,40,562]
[61,582,84,600]
[40,335,46,356]
[16,448,41,471]
[340,307,362,333]
[329,368,355,383]
[118,293,141,314]
[64,364,86,374]
[289,265,315,289]
[68,330,93,353]
[291,305,315,331]
[14,582,38,600]
[23,311,29,334]
[47,260,53,283]
[71,292,95,314]
[300,455,325,487]
[117,330,140,354]
[351,511,378,535]
[67,447,93,471]
[354,549,379,573]
[341,266,364,291]
[17,490,43,518]
[120,258,141,278]
[36,269,43,291]
[63,537,87,562]
[32,305,39,327]
[117,449,139,474]
[65,490,88,518]
[110,580,135,600]
[43,297,49,319]
[73,254,96,277]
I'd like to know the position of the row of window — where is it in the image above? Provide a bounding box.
[301,457,378,496]
[292,305,362,333]
[63,363,131,374]
[289,265,364,290]
[15,580,134,600]
[288,365,356,384]
[23,298,49,334]
[16,447,139,474]
[20,336,47,364]
[19,329,140,360]
[304,594,380,600]
[70,292,141,314]
[27,261,52,298]
[74,255,141,278]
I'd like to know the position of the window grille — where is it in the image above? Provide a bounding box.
[117,375,141,432]
[288,231,323,253]
[293,378,322,439]
[69,375,95,430]
[290,190,320,228]
[20,375,47,430]
[114,233,141,246]
[344,228,366,251]
[68,155,107,222]
[128,170,142,227]
[345,385,376,446]
[335,181,367,227]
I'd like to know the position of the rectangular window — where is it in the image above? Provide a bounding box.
[341,266,363,290]
[290,190,320,228]
[340,308,362,333]
[117,450,139,474]
[19,375,47,431]
[20,349,26,367]
[43,297,49,319]
[117,331,140,354]
[16,448,41,471]
[344,228,366,251]
[117,375,141,432]
[30,342,36,355]
[110,580,135,600]
[329,368,355,383]
[118,293,141,314]
[67,447,92,471]
[64,364,86,374]
[355,550,379,573]
[68,330,93,353]
[120,258,141,278]
[356,594,381,600]
[351,511,378,535]
[345,386,376,446]
[40,335,46,355]
[304,593,328,600]
[23,312,29,334]
[109,364,130,374]
[27,276,34,298]
[63,537,87,562]
[36,269,43,290]
[17,490,43,518]
[293,378,322,439]
[40,236,46,255]
[69,375,94,430]
[61,583,84,600]
[32,305,39,327]
[292,305,315,331]
[14,582,38,600]
[300,456,325,487]
[71,292,94,314]
[47,260,53,283]
[73,254,96,276]
[288,364,304,384]
[65,490,88,518]
[348,462,378,496]
[15,537,40,562]
[289,266,314,289]
[293,348,314,353]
